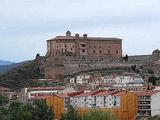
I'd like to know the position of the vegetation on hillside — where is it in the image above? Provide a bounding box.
[0,55,45,90]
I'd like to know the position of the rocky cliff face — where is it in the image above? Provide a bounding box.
[152,49,160,61]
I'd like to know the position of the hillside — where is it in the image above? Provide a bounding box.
[0,60,14,65]
[0,63,20,74]
[0,57,45,90]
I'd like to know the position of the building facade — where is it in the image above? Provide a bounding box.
[46,31,122,59]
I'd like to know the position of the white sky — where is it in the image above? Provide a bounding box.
[0,0,160,62]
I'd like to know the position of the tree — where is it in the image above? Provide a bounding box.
[0,94,7,106]
[0,94,9,120]
[0,98,54,120]
[123,54,128,62]
[148,76,158,85]
[60,105,81,120]
[32,100,54,120]
[9,101,32,120]
[0,106,9,120]
[81,110,116,120]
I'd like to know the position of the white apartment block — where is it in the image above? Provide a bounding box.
[70,90,120,109]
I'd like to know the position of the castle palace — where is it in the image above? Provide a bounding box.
[46,31,122,59]
[45,31,122,80]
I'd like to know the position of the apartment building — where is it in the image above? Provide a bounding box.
[134,91,160,116]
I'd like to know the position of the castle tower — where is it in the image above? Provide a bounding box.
[66,30,71,37]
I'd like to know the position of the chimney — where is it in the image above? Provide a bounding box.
[83,34,87,39]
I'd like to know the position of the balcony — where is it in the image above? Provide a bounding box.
[138,99,151,101]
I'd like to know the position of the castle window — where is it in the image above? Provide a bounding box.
[65,45,67,48]
[94,45,96,48]
[116,50,118,54]
[71,48,73,51]
[81,44,86,47]
[57,45,58,48]
[108,50,110,54]
[93,51,95,53]
[62,49,63,52]
[99,51,102,54]
[82,49,85,52]
[89,45,91,48]
[99,46,101,48]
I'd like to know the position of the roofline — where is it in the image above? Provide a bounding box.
[47,36,122,42]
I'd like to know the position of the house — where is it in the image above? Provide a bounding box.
[0,86,11,98]
[70,74,91,84]
[25,86,65,99]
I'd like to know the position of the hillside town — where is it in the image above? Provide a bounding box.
[1,31,160,120]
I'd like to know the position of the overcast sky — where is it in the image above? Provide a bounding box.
[0,0,160,62]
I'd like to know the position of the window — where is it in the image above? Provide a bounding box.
[82,49,85,52]
[93,51,95,53]
[94,45,96,48]
[99,46,101,48]
[99,51,102,54]
[89,45,91,48]
[108,50,110,54]
[62,49,63,52]
[65,45,67,48]
[71,48,73,51]
[116,50,118,54]
[81,44,86,47]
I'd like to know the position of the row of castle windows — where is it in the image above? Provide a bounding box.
[56,44,118,49]
[89,45,101,48]
[55,49,119,54]
[56,45,75,49]
[92,50,119,54]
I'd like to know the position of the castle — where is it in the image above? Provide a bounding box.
[45,31,122,79]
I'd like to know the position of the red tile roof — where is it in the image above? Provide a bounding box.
[29,86,65,91]
[29,95,52,100]
[112,91,127,96]
[55,94,69,98]
[0,86,11,91]
[92,91,114,96]
[68,91,84,97]
[132,90,159,96]
[74,92,90,97]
